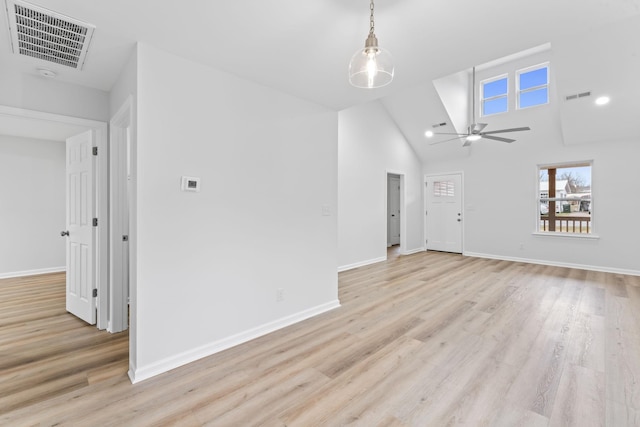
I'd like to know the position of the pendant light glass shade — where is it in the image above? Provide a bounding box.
[349,34,394,88]
[348,0,394,89]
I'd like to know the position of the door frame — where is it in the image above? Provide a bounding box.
[109,97,132,333]
[0,105,108,329]
[385,170,406,255]
[424,171,465,254]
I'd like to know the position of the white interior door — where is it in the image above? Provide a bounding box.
[388,175,401,246]
[425,174,462,253]
[64,130,96,324]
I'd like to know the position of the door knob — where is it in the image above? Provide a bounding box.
[457,219,461,222]
[60,230,69,237]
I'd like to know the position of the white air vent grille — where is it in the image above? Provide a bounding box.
[5,0,95,69]
[565,91,591,101]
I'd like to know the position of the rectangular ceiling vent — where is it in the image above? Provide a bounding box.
[5,0,95,69]
[432,122,447,128]
[565,91,591,102]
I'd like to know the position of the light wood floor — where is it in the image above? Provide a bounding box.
[2,252,640,426]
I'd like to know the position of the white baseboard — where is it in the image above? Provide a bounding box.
[0,266,65,279]
[402,247,425,256]
[129,299,341,384]
[338,256,386,272]
[464,252,640,277]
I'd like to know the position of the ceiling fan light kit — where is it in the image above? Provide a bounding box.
[349,0,394,89]
[429,66,531,146]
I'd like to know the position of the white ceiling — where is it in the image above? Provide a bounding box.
[1,0,640,148]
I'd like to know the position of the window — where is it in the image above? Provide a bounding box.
[481,75,508,116]
[434,181,455,197]
[518,64,549,109]
[538,162,592,234]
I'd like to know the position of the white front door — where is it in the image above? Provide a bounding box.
[64,131,96,324]
[388,175,401,246]
[425,174,462,253]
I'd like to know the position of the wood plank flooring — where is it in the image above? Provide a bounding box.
[2,252,639,426]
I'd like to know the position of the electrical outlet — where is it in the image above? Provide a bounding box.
[519,243,524,250]
[276,288,285,302]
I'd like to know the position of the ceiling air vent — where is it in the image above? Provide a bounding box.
[5,0,95,69]
[565,91,591,102]
[432,122,447,128]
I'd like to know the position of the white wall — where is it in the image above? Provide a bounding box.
[0,135,65,277]
[0,70,109,122]
[338,101,424,270]
[131,44,339,381]
[424,50,640,275]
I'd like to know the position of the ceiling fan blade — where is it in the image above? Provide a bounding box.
[432,132,469,136]
[482,135,515,143]
[470,123,488,133]
[481,126,531,135]
[429,136,465,145]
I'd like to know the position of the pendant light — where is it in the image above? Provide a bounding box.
[348,0,394,88]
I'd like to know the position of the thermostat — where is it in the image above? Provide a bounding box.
[181,176,201,192]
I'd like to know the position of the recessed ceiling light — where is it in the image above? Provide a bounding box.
[425,130,434,138]
[37,68,57,78]
[595,96,610,106]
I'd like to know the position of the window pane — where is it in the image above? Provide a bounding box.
[434,181,454,197]
[520,88,548,108]
[483,97,507,115]
[520,67,548,90]
[483,78,507,98]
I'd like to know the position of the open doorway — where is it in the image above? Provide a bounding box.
[0,105,109,327]
[386,172,406,255]
[109,97,133,333]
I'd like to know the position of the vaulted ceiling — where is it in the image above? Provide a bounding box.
[1,0,640,159]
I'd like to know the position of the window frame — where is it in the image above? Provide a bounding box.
[536,161,595,238]
[517,63,549,110]
[480,74,509,117]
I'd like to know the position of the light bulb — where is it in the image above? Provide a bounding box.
[366,50,378,88]
[466,134,482,142]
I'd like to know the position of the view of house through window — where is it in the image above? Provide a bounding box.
[539,163,592,233]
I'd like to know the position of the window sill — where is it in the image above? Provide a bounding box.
[532,232,600,240]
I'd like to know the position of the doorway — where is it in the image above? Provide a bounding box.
[425,173,463,253]
[386,171,406,255]
[387,174,401,247]
[0,105,109,327]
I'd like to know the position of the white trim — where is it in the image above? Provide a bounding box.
[128,299,341,383]
[532,232,600,240]
[464,252,640,277]
[402,247,425,256]
[338,256,387,272]
[0,267,65,279]
[109,97,133,333]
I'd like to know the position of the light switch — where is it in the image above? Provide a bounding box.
[321,204,331,216]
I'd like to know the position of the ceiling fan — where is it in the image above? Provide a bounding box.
[429,66,531,147]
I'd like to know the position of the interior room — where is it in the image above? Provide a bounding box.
[1,0,639,424]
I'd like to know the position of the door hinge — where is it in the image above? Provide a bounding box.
[122,235,129,242]
[92,288,98,298]
[93,218,98,227]
[425,210,428,216]
[92,146,98,156]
